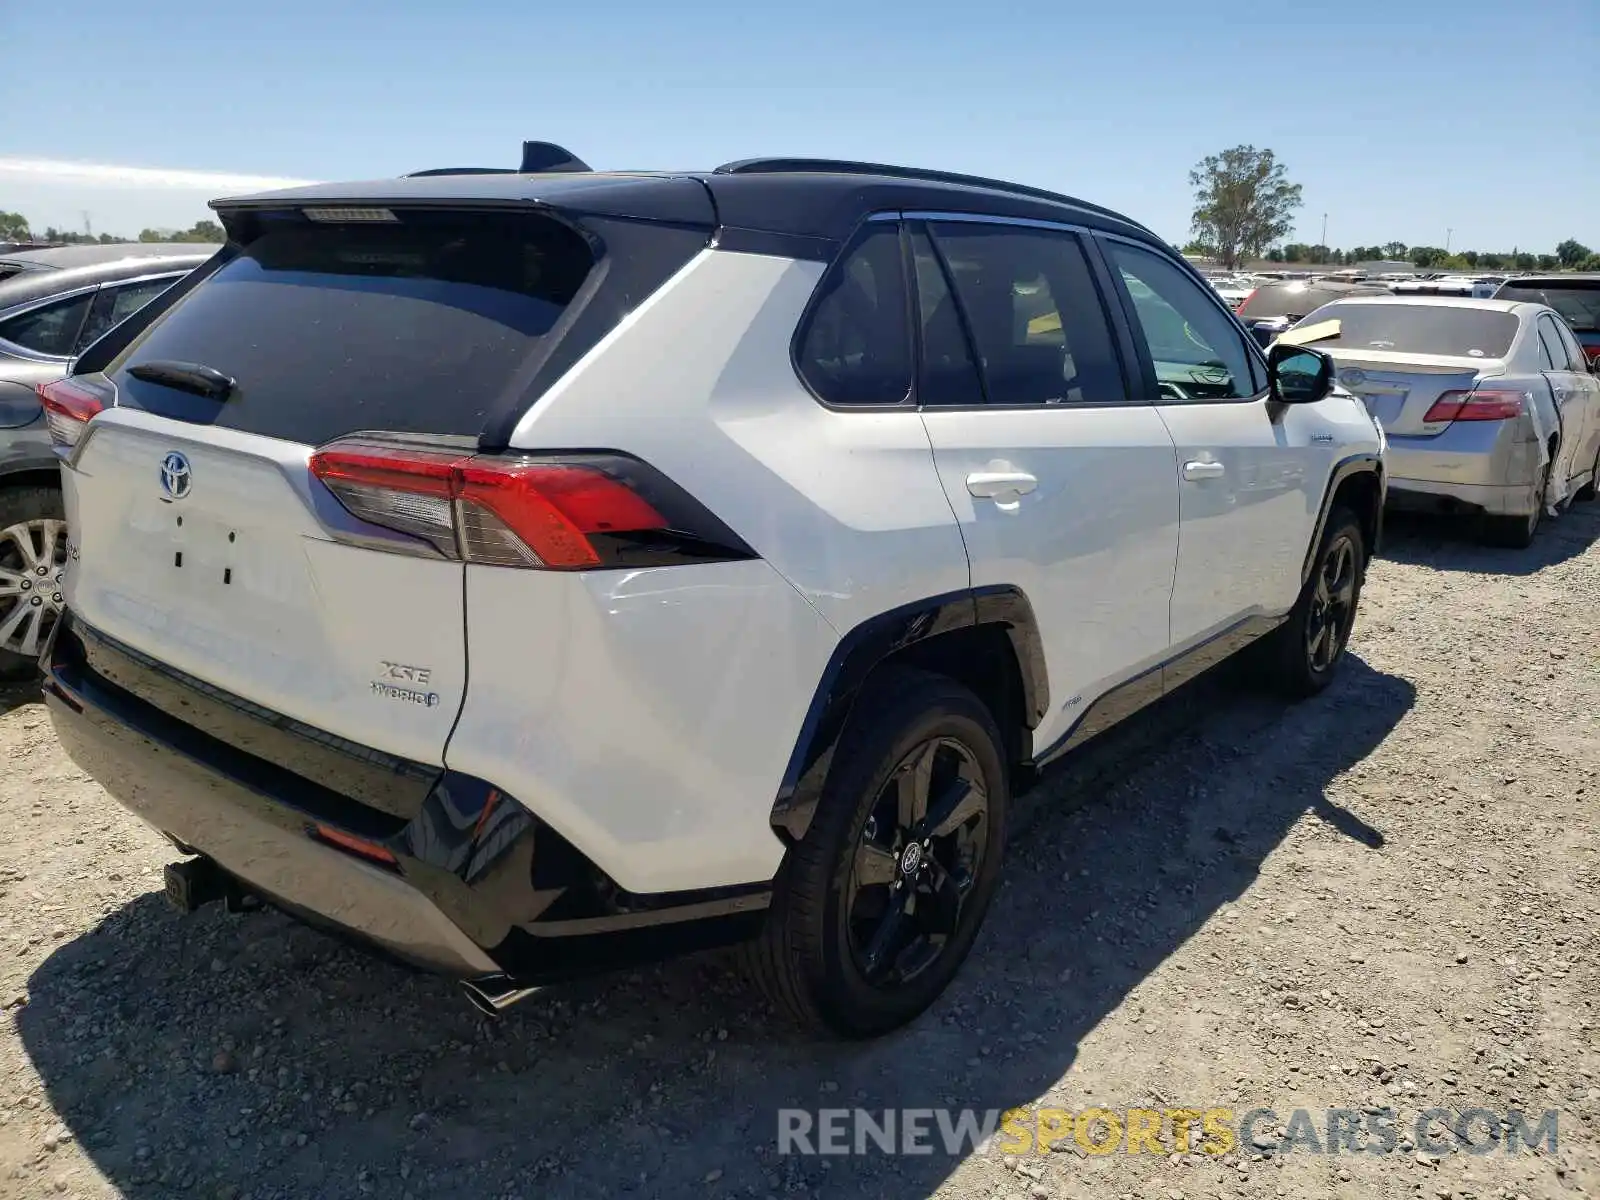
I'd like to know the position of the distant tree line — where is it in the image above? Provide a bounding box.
[0,210,224,246]
[1186,145,1596,272]
[1257,238,1597,272]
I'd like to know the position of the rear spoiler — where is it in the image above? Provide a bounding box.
[405,141,592,178]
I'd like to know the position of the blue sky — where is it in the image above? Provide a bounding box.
[2,0,1595,252]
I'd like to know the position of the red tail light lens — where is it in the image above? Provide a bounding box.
[1423,389,1527,423]
[309,438,740,571]
[37,379,106,450]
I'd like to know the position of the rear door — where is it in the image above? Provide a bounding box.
[1549,316,1600,485]
[61,206,629,766]
[912,219,1180,755]
[1536,312,1593,496]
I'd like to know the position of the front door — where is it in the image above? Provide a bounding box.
[908,220,1180,756]
[1098,237,1327,650]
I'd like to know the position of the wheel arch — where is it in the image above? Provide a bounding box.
[0,463,64,492]
[769,586,1046,842]
[1304,453,1384,578]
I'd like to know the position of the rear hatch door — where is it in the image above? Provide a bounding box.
[63,199,695,768]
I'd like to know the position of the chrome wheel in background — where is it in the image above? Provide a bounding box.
[0,518,68,660]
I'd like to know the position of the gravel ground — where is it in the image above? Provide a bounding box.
[1,504,1597,1200]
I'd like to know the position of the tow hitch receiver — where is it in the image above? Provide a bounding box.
[163,857,241,913]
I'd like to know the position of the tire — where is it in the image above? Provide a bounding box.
[1257,506,1366,700]
[0,484,68,681]
[743,668,1009,1038]
[1479,460,1549,549]
[1575,446,1598,503]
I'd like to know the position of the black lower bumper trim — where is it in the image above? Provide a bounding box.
[43,613,774,984]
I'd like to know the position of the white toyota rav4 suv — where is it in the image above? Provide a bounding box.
[38,150,1385,1037]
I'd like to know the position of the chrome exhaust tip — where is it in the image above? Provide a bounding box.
[460,975,540,1017]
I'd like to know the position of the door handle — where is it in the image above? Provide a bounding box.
[966,471,1038,498]
[1182,460,1226,481]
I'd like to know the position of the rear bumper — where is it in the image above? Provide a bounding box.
[42,614,768,984]
[1385,415,1542,517]
[1387,478,1533,517]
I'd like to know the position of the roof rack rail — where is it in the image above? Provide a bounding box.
[712,157,1132,223]
[406,141,592,179]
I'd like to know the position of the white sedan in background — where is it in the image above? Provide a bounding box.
[1288,296,1600,547]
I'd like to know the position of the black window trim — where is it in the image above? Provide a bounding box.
[1093,230,1274,407]
[910,219,991,408]
[0,282,102,363]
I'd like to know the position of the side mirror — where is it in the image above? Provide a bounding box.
[1268,343,1334,404]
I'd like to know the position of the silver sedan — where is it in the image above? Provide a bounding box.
[1288,295,1600,547]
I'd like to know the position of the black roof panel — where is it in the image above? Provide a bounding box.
[213,163,1159,249]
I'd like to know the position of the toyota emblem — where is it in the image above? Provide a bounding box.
[160,451,192,500]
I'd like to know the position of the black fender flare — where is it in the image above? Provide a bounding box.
[1302,452,1384,582]
[768,585,1046,842]
[0,454,63,482]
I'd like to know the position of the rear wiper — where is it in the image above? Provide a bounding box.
[128,360,236,401]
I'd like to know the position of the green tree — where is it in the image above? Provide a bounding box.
[1382,241,1408,260]
[0,211,30,241]
[1282,243,1307,263]
[1513,252,1537,271]
[1536,254,1559,271]
[1266,247,1285,263]
[1556,239,1591,269]
[1188,145,1303,269]
[1410,246,1449,268]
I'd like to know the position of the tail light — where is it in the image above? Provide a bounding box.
[309,436,756,570]
[37,379,106,451]
[1423,389,1528,423]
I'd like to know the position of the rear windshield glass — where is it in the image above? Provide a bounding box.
[1495,283,1600,333]
[1295,303,1518,358]
[109,210,595,444]
[1240,285,1368,320]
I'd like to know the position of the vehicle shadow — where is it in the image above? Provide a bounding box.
[0,674,42,717]
[18,655,1414,1200]
[1380,498,1600,576]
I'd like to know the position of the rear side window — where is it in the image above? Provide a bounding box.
[109,210,596,444]
[1296,303,1519,358]
[795,226,911,407]
[0,292,92,357]
[1537,318,1571,370]
[930,223,1126,406]
[77,276,179,352]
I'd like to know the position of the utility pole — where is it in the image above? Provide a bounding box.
[1320,213,1328,251]
[81,210,92,239]
[1446,228,1453,253]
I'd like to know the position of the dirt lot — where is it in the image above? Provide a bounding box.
[1,506,1597,1200]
